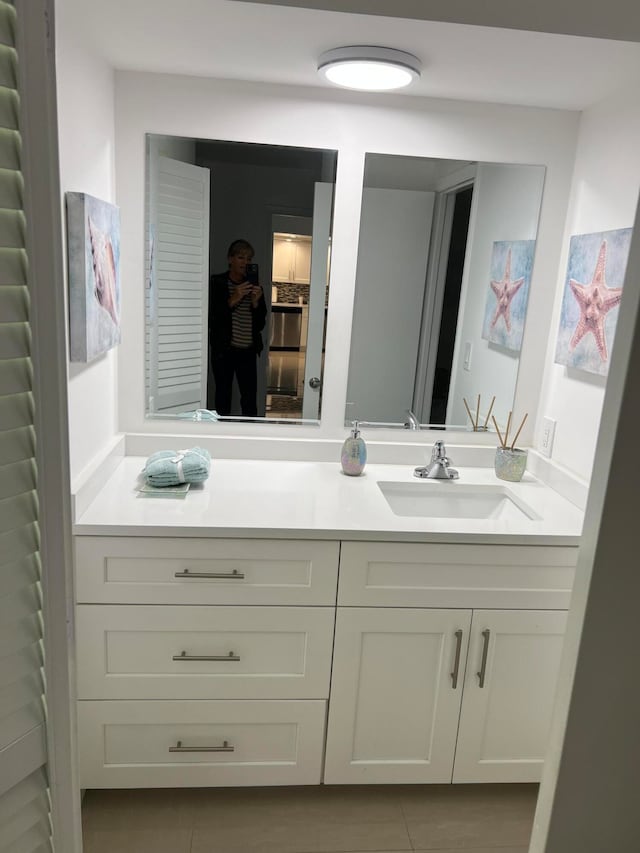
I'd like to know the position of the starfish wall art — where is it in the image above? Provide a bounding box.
[554,228,632,377]
[482,240,536,352]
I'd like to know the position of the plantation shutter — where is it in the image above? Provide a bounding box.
[0,1,52,851]
[148,155,210,413]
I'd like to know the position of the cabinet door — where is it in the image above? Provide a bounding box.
[293,240,311,283]
[324,608,472,784]
[272,238,295,282]
[453,609,567,783]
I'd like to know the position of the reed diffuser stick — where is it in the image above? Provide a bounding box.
[504,410,513,448]
[483,396,496,429]
[463,397,476,429]
[510,413,528,450]
[492,415,505,448]
[475,395,481,430]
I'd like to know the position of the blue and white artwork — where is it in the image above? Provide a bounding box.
[67,192,121,363]
[554,228,632,377]
[481,240,536,353]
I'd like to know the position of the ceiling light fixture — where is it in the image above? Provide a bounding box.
[318,46,421,92]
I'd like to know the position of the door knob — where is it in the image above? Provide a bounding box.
[308,377,321,389]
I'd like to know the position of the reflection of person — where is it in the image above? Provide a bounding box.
[209,239,267,416]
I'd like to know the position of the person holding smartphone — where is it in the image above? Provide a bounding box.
[209,238,267,416]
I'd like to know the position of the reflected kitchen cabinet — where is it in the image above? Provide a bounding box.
[273,234,312,284]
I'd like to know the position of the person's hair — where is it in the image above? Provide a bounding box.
[227,239,254,259]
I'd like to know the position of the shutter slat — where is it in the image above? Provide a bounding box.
[0,521,39,566]
[0,777,50,850]
[0,322,29,358]
[0,391,33,431]
[0,87,19,132]
[0,584,42,629]
[0,4,17,50]
[0,425,34,466]
[0,247,27,284]
[0,491,37,536]
[0,165,21,209]
[0,126,19,171]
[0,458,36,501]
[0,641,43,688]
[0,357,31,395]
[0,285,28,321]
[0,553,39,599]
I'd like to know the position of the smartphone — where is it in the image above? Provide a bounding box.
[246,263,259,285]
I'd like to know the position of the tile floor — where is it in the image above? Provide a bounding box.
[82,783,537,853]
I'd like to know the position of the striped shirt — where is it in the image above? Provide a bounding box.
[228,278,253,348]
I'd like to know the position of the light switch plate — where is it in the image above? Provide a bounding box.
[463,342,472,371]
[541,416,556,458]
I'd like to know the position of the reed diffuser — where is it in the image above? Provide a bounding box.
[491,411,528,482]
[463,394,495,431]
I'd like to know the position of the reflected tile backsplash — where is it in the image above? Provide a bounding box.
[272,282,310,304]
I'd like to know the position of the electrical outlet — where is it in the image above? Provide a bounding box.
[540,416,556,458]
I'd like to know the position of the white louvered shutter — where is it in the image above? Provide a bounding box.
[148,155,210,413]
[0,1,52,851]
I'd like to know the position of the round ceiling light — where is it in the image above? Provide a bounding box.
[318,46,421,92]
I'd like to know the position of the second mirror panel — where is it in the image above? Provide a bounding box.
[345,154,546,430]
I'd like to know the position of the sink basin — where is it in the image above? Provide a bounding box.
[377,481,540,521]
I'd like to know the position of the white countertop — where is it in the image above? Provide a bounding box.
[74,457,584,545]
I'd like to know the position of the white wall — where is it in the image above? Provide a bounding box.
[55,5,117,483]
[114,71,579,443]
[449,163,546,429]
[535,82,640,481]
[346,187,434,423]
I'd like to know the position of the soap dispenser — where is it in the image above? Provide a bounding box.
[341,421,367,476]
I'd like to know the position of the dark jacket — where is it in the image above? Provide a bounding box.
[209,272,267,357]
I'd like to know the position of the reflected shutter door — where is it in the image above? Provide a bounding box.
[149,155,210,413]
[0,1,52,851]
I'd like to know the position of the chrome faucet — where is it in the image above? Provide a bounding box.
[404,409,420,430]
[414,440,459,480]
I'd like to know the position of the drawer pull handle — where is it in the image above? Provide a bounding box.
[173,650,241,662]
[169,740,235,753]
[174,568,245,580]
[477,629,491,688]
[450,629,463,689]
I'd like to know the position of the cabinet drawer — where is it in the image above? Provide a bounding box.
[78,700,326,788]
[76,605,335,699]
[75,537,339,605]
[339,542,577,609]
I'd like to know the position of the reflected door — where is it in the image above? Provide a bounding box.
[302,182,333,419]
[148,156,210,413]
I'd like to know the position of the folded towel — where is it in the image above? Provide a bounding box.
[143,447,211,487]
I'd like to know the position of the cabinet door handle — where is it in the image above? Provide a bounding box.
[174,568,245,580]
[169,740,234,753]
[173,650,240,662]
[450,629,463,689]
[477,628,491,688]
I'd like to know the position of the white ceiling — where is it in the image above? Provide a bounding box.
[60,0,640,110]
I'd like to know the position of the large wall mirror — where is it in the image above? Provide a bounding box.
[145,135,337,423]
[346,153,546,430]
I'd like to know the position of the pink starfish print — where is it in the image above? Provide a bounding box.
[569,240,622,361]
[490,248,525,332]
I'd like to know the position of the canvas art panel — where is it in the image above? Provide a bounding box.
[554,227,632,377]
[67,192,121,362]
[481,240,536,353]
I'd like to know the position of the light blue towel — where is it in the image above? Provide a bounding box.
[143,447,211,487]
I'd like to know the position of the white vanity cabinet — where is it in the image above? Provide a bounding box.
[74,537,339,788]
[73,533,577,788]
[323,542,575,785]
